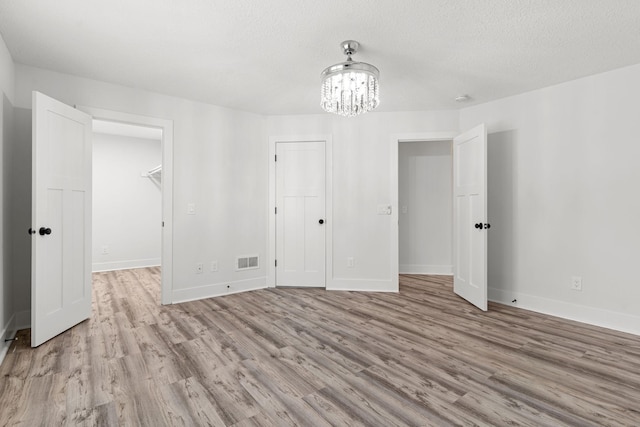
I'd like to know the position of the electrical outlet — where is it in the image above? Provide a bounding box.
[347,257,355,268]
[211,261,218,272]
[571,276,582,291]
[196,263,203,274]
[101,245,109,255]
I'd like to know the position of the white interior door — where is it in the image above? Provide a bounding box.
[453,124,488,310]
[31,91,92,347]
[276,141,326,287]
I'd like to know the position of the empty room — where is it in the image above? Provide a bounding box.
[0,1,639,426]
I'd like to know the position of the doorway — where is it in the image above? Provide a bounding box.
[391,126,489,311]
[79,106,174,304]
[91,120,162,295]
[398,140,453,275]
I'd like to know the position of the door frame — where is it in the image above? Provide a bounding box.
[78,106,174,304]
[390,131,459,285]
[268,135,333,288]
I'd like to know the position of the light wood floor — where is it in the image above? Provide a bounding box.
[1,269,639,426]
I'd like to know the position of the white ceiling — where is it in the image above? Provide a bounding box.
[1,1,639,115]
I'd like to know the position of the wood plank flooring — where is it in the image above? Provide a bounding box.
[1,268,639,426]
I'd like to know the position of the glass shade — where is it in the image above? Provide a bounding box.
[320,61,379,117]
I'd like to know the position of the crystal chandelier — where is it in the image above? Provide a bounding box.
[320,40,380,117]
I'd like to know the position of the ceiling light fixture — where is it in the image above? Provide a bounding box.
[320,40,379,117]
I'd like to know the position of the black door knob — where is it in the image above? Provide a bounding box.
[484,223,491,229]
[39,227,52,236]
[319,219,324,225]
[28,228,36,235]
[474,223,483,229]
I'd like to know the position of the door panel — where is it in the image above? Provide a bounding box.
[453,124,488,310]
[32,91,92,347]
[276,141,326,287]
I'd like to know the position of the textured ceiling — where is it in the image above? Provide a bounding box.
[1,0,639,115]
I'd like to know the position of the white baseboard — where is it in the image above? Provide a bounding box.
[328,278,398,292]
[171,276,267,304]
[489,287,640,337]
[400,264,453,275]
[0,313,17,366]
[92,258,161,272]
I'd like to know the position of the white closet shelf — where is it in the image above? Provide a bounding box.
[143,165,162,182]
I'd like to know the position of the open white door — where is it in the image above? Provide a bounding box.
[453,124,488,310]
[275,141,326,287]
[31,91,92,347]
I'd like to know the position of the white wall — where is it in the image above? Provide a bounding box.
[0,34,14,103]
[267,111,459,291]
[0,33,17,359]
[13,64,268,308]
[0,95,11,350]
[399,141,452,275]
[460,63,640,335]
[92,132,161,272]
[7,49,640,337]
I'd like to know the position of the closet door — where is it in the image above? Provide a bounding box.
[275,141,326,287]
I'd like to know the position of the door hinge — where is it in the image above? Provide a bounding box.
[162,221,165,227]
[275,154,277,162]
[275,207,277,214]
[275,259,277,267]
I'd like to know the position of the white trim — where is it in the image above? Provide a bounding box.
[172,277,267,304]
[268,135,333,289]
[489,288,640,337]
[77,106,174,305]
[3,310,49,334]
[394,132,459,143]
[328,278,398,293]
[0,314,16,365]
[400,264,453,275]
[391,131,458,290]
[92,258,161,272]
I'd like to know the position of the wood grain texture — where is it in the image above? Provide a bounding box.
[1,268,639,426]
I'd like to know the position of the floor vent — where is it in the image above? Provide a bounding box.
[236,255,259,271]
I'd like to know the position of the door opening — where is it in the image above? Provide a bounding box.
[79,106,174,305]
[91,120,163,301]
[391,126,488,311]
[31,93,174,347]
[398,140,453,275]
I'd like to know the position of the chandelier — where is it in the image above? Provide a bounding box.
[320,40,380,117]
